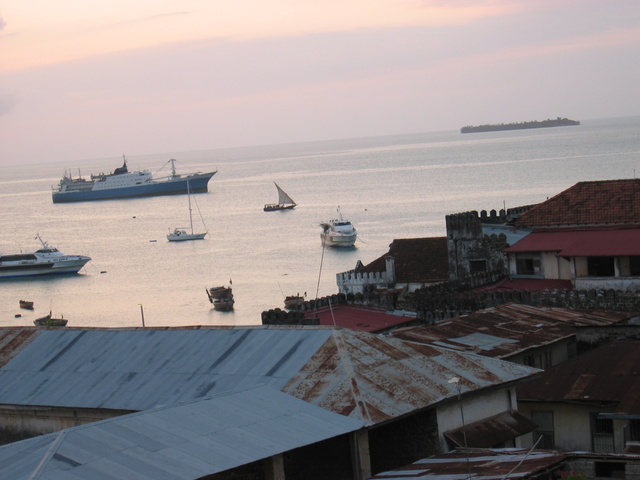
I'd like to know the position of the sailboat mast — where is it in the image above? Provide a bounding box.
[187,181,194,234]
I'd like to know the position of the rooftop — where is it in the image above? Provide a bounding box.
[390,303,629,359]
[0,325,541,426]
[514,179,640,228]
[358,237,450,283]
[517,339,640,414]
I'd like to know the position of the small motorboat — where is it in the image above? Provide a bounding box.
[33,313,68,327]
[19,300,34,310]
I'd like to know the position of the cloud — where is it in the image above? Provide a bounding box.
[0,14,6,31]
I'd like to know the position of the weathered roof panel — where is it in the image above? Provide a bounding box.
[391,303,629,359]
[517,339,640,414]
[0,385,364,480]
[0,325,541,426]
[0,327,334,411]
[368,449,568,480]
[283,329,541,425]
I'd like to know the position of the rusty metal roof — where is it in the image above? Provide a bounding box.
[367,448,569,480]
[0,385,365,480]
[443,411,537,448]
[282,329,541,425]
[517,339,640,414]
[390,303,629,360]
[0,326,540,426]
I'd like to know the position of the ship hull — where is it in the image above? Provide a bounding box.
[0,258,91,279]
[52,172,215,203]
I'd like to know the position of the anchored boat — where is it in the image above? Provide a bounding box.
[52,157,217,203]
[0,235,91,279]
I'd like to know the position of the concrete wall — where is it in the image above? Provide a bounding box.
[518,402,629,453]
[0,405,131,444]
[436,387,516,452]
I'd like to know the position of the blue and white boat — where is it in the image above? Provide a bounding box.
[0,235,91,279]
[52,157,217,203]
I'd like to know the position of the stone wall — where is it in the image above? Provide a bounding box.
[445,211,509,282]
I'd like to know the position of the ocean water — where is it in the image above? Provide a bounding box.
[1,116,639,328]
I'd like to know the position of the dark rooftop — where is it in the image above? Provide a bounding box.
[358,237,450,283]
[517,339,640,414]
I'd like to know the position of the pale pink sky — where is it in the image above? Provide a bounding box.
[1,0,639,165]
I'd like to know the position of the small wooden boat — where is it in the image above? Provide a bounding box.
[33,313,68,327]
[213,297,235,311]
[264,182,296,211]
[19,300,34,310]
[207,282,234,311]
[284,295,305,310]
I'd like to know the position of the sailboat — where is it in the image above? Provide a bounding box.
[264,182,297,211]
[167,181,208,241]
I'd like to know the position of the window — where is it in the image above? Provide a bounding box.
[592,414,615,452]
[531,411,555,449]
[515,254,541,275]
[630,257,640,276]
[587,257,615,277]
[469,260,487,274]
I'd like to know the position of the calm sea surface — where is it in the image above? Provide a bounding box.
[1,116,639,328]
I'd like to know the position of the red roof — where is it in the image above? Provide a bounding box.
[515,179,640,228]
[504,228,640,256]
[304,305,415,332]
[472,278,573,292]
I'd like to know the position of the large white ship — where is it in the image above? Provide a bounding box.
[52,157,217,203]
[0,236,91,279]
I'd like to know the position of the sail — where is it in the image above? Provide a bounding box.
[275,183,295,206]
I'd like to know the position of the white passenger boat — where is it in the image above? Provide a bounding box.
[0,235,91,279]
[320,207,357,247]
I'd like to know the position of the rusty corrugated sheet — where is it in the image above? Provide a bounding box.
[517,339,640,414]
[0,328,41,368]
[443,411,538,448]
[390,303,629,359]
[368,448,569,480]
[282,328,540,425]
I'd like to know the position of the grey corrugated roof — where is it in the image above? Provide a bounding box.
[0,327,333,411]
[0,326,541,425]
[0,385,364,480]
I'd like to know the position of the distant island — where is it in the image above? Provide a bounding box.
[460,117,580,134]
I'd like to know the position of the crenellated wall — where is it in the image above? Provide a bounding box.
[445,211,509,282]
[337,257,395,294]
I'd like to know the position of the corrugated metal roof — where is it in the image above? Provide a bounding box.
[390,303,629,359]
[443,411,537,448]
[0,385,365,480]
[0,326,541,426]
[504,228,640,256]
[282,329,541,425]
[517,339,640,414]
[0,326,334,411]
[368,448,568,480]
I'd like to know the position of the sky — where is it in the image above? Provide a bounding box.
[1,1,639,165]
